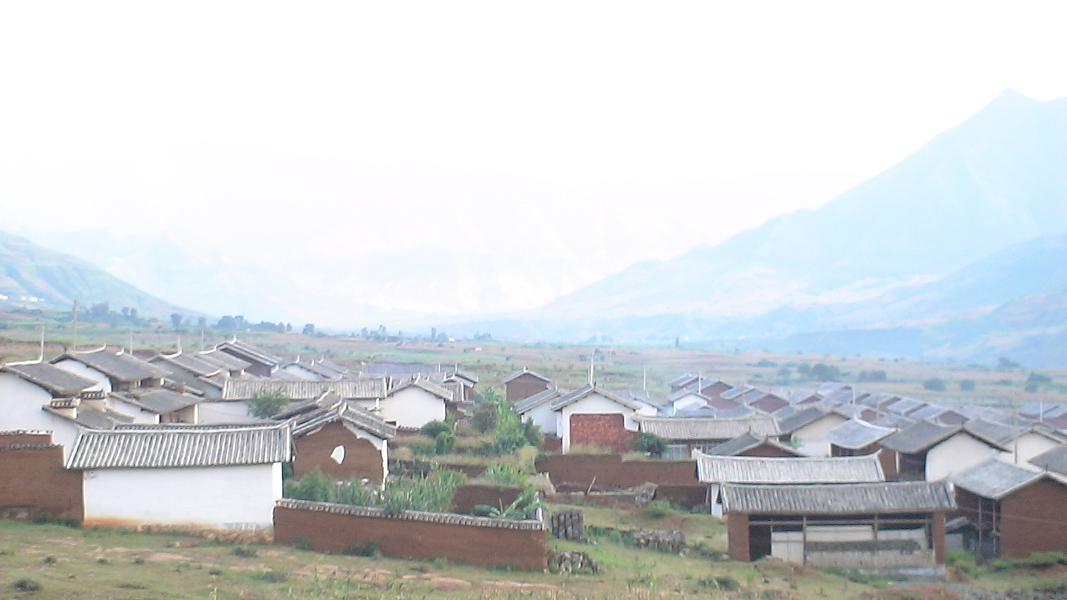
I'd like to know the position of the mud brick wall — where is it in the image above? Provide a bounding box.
[505,373,551,403]
[1000,479,1067,558]
[452,484,524,514]
[273,500,548,570]
[536,454,698,490]
[655,484,710,508]
[0,431,54,447]
[293,421,385,483]
[569,414,636,453]
[0,444,83,521]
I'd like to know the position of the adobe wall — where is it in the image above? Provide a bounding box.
[0,431,53,447]
[1001,479,1067,558]
[506,374,550,403]
[452,484,524,514]
[293,421,384,483]
[535,454,698,490]
[727,514,750,561]
[569,414,635,453]
[741,444,800,458]
[273,500,548,570]
[655,484,709,508]
[0,443,83,521]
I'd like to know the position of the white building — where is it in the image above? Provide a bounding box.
[206,378,387,424]
[51,347,170,394]
[778,407,849,457]
[880,420,1004,481]
[67,423,291,531]
[551,384,657,453]
[963,418,1067,466]
[514,388,562,435]
[370,377,452,429]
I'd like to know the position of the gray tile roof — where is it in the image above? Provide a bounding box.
[962,418,1019,446]
[388,377,454,402]
[513,387,562,414]
[879,421,960,454]
[113,389,199,414]
[216,339,284,367]
[67,423,291,469]
[197,349,252,372]
[289,402,396,440]
[886,397,924,415]
[154,353,222,377]
[637,416,781,441]
[54,349,170,383]
[502,367,552,385]
[953,459,1067,499]
[43,404,133,430]
[549,384,645,411]
[2,362,99,397]
[1031,445,1067,476]
[706,433,799,457]
[826,419,896,450]
[907,404,946,422]
[221,378,387,401]
[720,481,956,514]
[695,452,885,484]
[777,407,833,434]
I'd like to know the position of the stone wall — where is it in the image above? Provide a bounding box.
[273,499,548,570]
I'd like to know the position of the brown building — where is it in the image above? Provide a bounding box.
[286,396,396,484]
[952,459,1067,560]
[503,368,553,403]
[215,339,283,377]
[722,481,954,567]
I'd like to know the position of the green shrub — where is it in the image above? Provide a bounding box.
[947,550,978,576]
[346,541,381,557]
[284,468,333,502]
[294,537,311,551]
[421,420,452,438]
[645,500,671,518]
[231,546,258,558]
[335,480,378,507]
[434,431,456,455]
[12,578,41,593]
[248,390,289,419]
[632,433,667,457]
[471,401,499,433]
[253,569,288,583]
[481,462,528,487]
[406,439,437,456]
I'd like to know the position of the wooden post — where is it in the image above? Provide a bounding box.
[801,515,808,566]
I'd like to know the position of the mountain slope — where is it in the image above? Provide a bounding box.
[0,230,195,318]
[543,90,1067,320]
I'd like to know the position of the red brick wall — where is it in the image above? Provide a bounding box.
[293,422,385,484]
[727,514,750,561]
[0,444,83,521]
[1001,479,1067,558]
[273,503,547,570]
[569,413,636,453]
[452,484,523,514]
[536,454,698,490]
[505,374,550,403]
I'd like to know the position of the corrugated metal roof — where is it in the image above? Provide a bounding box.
[67,423,291,469]
[2,362,99,396]
[694,451,885,484]
[826,419,895,450]
[720,481,956,514]
[54,349,171,383]
[952,459,1056,500]
[637,416,781,440]
[221,378,387,401]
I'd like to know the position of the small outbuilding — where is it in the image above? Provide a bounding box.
[503,367,553,403]
[722,481,955,567]
[288,398,396,484]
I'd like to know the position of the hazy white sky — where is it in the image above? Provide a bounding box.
[2,1,1067,321]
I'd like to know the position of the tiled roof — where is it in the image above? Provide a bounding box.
[275,499,545,530]
[720,481,956,514]
[1030,445,1067,476]
[513,387,562,414]
[112,389,199,414]
[777,407,834,434]
[549,385,645,411]
[637,416,781,441]
[2,362,99,397]
[221,378,387,401]
[197,349,252,372]
[54,349,170,383]
[952,459,1059,500]
[502,367,552,385]
[67,423,291,469]
[154,353,222,377]
[826,419,896,450]
[216,339,284,367]
[289,402,396,440]
[43,404,133,430]
[388,377,454,402]
[879,421,960,454]
[706,433,800,457]
[694,452,885,484]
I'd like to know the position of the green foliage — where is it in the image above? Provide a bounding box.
[406,438,437,456]
[420,419,452,438]
[252,569,289,583]
[481,462,529,487]
[283,468,333,502]
[231,547,257,558]
[346,541,381,557]
[434,431,456,455]
[380,470,468,515]
[12,578,42,592]
[991,551,1067,571]
[473,487,542,521]
[947,550,978,576]
[645,500,671,518]
[334,480,378,506]
[697,575,739,591]
[632,433,667,457]
[922,377,946,391]
[248,389,289,419]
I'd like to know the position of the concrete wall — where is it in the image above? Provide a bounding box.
[197,401,254,424]
[1001,478,1067,558]
[927,433,998,481]
[82,463,281,530]
[0,438,83,521]
[293,421,387,484]
[536,453,698,490]
[505,373,550,403]
[274,500,548,570]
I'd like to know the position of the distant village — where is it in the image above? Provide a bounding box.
[2,337,1066,575]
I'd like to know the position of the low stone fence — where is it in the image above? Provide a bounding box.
[273,499,548,570]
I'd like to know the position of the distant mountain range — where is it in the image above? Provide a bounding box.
[456,91,1067,366]
[0,231,190,319]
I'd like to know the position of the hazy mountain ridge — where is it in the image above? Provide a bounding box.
[0,231,192,319]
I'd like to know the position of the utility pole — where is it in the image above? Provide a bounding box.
[38,327,45,362]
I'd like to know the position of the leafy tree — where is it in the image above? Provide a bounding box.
[633,433,667,457]
[521,419,543,447]
[420,419,452,438]
[922,378,946,391]
[249,390,290,419]
[302,323,316,335]
[170,313,184,331]
[471,401,499,433]
[858,370,888,382]
[810,363,841,381]
[284,468,333,502]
